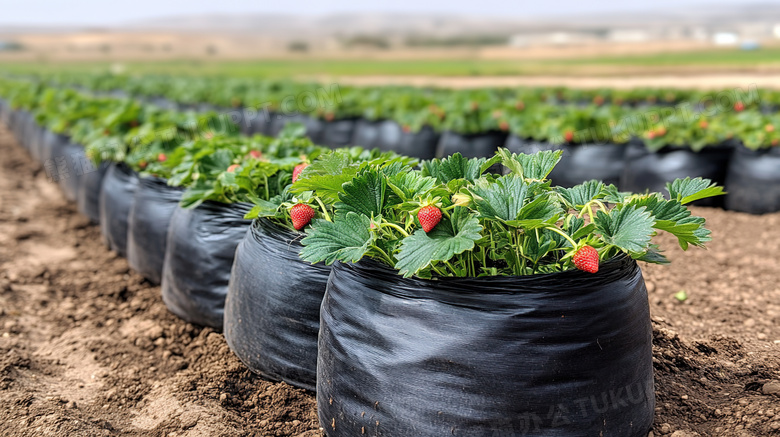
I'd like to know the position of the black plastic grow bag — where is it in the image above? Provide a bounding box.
[621,142,732,207]
[161,201,252,329]
[127,177,184,284]
[376,121,439,160]
[437,130,507,159]
[57,143,88,202]
[318,256,654,437]
[320,118,357,148]
[350,119,382,150]
[40,130,70,166]
[725,146,780,214]
[505,136,627,187]
[224,218,331,391]
[77,161,110,224]
[99,163,139,257]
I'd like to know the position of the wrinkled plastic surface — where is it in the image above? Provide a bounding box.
[57,143,88,202]
[40,130,69,165]
[621,142,732,207]
[376,121,439,160]
[127,177,184,284]
[506,136,627,187]
[318,256,654,437]
[321,118,357,148]
[225,219,331,391]
[77,161,110,224]
[437,130,508,159]
[99,163,139,257]
[161,201,252,329]
[725,146,780,214]
[350,119,382,150]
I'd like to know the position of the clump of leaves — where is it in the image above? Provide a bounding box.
[298,149,724,278]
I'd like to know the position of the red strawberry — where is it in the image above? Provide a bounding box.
[324,112,335,122]
[564,131,574,143]
[157,153,167,162]
[572,246,599,273]
[290,203,315,230]
[593,95,604,106]
[655,127,667,136]
[138,161,148,170]
[292,163,308,183]
[417,205,442,233]
[248,150,262,159]
[765,124,775,133]
[699,120,708,129]
[227,164,240,173]
[515,101,525,111]
[499,121,509,131]
[734,101,745,112]
[402,125,411,133]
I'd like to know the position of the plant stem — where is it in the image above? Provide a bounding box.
[546,226,578,249]
[381,222,410,237]
[314,197,331,222]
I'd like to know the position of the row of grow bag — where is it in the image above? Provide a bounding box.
[0,79,727,437]
[4,114,658,436]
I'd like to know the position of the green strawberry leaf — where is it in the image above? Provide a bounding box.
[395,207,482,277]
[334,168,388,218]
[299,213,374,264]
[468,174,528,221]
[497,148,562,180]
[594,205,656,254]
[387,171,438,202]
[291,150,359,203]
[666,177,726,205]
[504,194,563,230]
[556,180,605,209]
[421,153,489,184]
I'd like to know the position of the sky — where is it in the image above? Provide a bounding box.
[0,0,756,26]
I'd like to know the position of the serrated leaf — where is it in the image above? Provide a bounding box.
[299,213,373,265]
[594,205,656,253]
[421,153,488,183]
[468,174,528,221]
[497,148,562,180]
[387,171,437,202]
[334,168,387,218]
[291,150,359,203]
[395,207,482,277]
[556,180,605,209]
[504,194,563,230]
[666,177,726,205]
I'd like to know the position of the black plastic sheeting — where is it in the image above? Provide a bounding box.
[225,219,331,391]
[77,161,110,224]
[350,119,383,150]
[320,118,357,148]
[161,201,252,329]
[127,177,184,284]
[505,136,627,188]
[40,130,69,165]
[725,146,780,214]
[268,113,325,143]
[318,256,654,437]
[57,143,88,202]
[376,121,440,160]
[99,163,139,257]
[621,142,733,207]
[436,130,508,159]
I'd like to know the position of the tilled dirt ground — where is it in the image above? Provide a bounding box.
[0,122,779,437]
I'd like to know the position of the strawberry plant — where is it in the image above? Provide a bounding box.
[298,149,723,278]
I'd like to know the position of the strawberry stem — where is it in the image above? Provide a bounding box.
[546,226,578,249]
[381,222,410,237]
[314,197,331,222]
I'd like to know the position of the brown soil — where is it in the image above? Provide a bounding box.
[0,122,779,436]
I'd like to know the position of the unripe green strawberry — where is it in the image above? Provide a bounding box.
[572,245,599,273]
[292,163,308,183]
[417,205,442,233]
[290,203,315,230]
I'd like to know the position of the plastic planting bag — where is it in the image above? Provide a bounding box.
[161,201,252,329]
[40,130,70,165]
[621,142,732,207]
[725,146,780,214]
[77,162,110,224]
[350,119,382,150]
[225,219,331,391]
[505,135,627,188]
[99,163,139,257]
[437,130,508,159]
[127,177,184,284]
[376,121,439,160]
[318,256,654,437]
[57,143,88,202]
[321,118,357,148]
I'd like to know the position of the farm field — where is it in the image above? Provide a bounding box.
[1,120,779,437]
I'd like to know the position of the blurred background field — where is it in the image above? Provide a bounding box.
[2,2,780,88]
